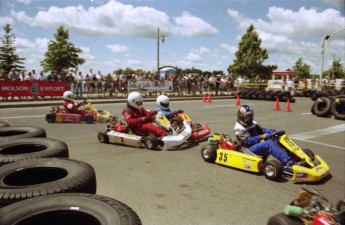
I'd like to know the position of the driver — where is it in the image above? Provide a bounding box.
[62,91,82,114]
[234,105,293,168]
[122,92,167,137]
[156,95,183,120]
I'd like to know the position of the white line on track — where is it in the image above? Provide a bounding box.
[290,124,345,140]
[0,115,44,119]
[290,137,345,150]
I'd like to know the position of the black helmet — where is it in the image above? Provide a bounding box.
[237,105,254,126]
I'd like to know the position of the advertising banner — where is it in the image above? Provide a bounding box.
[127,80,173,93]
[0,81,67,97]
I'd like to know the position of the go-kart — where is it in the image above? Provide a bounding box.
[169,112,211,141]
[97,112,192,150]
[45,100,111,124]
[267,185,345,225]
[201,131,330,182]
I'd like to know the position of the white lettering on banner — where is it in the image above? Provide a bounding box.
[128,80,173,92]
[40,86,65,91]
[1,86,29,91]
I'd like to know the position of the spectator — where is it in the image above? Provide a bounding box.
[35,71,46,81]
[208,74,216,93]
[104,73,114,97]
[74,71,83,97]
[214,74,221,95]
[7,68,20,81]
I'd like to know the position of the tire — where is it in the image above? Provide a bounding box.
[200,144,218,163]
[45,113,56,123]
[330,98,345,120]
[0,158,96,207]
[262,159,283,181]
[144,135,158,150]
[267,213,303,225]
[0,121,10,127]
[0,126,46,142]
[302,148,315,161]
[313,97,332,117]
[0,138,69,166]
[84,114,95,124]
[0,193,142,225]
[98,132,109,143]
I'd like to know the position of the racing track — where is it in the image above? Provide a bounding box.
[1,97,344,225]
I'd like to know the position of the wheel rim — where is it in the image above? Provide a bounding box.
[265,165,275,177]
[146,140,153,149]
[98,134,105,143]
[202,148,210,159]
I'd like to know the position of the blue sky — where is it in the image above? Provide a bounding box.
[0,0,344,75]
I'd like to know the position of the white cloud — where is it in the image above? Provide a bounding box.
[107,44,129,53]
[0,17,14,26]
[185,52,202,62]
[220,43,237,54]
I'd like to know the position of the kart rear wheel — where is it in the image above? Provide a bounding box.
[45,113,56,123]
[98,132,109,144]
[267,213,303,225]
[144,135,158,150]
[201,144,217,163]
[84,114,94,124]
[263,159,283,181]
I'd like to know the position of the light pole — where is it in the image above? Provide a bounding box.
[157,27,165,76]
[320,28,345,84]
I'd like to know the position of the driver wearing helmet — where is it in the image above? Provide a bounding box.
[156,95,183,120]
[62,91,81,114]
[122,92,167,137]
[234,105,293,167]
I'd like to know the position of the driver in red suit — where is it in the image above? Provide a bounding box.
[62,91,81,114]
[122,92,167,137]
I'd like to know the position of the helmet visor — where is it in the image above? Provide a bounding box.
[160,102,169,108]
[243,114,253,125]
[135,101,143,107]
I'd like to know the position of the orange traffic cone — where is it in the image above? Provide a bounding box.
[274,97,280,110]
[207,94,212,103]
[202,94,206,102]
[285,99,291,112]
[235,95,241,105]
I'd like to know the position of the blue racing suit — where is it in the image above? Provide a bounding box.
[156,106,179,120]
[234,121,291,164]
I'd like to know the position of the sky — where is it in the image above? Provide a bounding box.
[0,0,344,75]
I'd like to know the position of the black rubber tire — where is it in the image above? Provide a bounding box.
[0,158,96,207]
[262,159,283,181]
[0,193,142,225]
[0,126,46,142]
[267,213,303,225]
[303,148,315,161]
[0,138,69,166]
[144,135,158,150]
[330,98,345,120]
[84,114,95,124]
[98,132,110,143]
[200,144,218,163]
[45,113,56,123]
[313,97,332,117]
[0,121,10,127]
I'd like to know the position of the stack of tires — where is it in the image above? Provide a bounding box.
[311,95,345,120]
[237,89,296,102]
[0,122,142,225]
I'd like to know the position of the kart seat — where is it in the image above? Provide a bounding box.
[129,127,149,136]
[235,135,262,157]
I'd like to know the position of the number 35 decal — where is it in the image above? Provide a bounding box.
[218,152,228,162]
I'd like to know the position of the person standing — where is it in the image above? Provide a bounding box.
[74,71,83,98]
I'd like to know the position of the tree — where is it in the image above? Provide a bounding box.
[40,26,85,73]
[0,24,25,73]
[323,59,345,78]
[292,57,311,78]
[227,24,276,80]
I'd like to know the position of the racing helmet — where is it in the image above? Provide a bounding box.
[63,91,75,100]
[127,92,143,109]
[237,105,254,126]
[156,95,170,110]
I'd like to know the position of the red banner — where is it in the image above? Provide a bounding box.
[0,81,67,97]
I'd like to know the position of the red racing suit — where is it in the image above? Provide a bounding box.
[122,105,167,137]
[63,100,80,114]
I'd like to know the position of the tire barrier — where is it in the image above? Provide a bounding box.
[0,137,69,166]
[237,89,296,102]
[311,96,345,120]
[0,193,142,225]
[0,126,46,142]
[0,121,10,127]
[0,158,96,207]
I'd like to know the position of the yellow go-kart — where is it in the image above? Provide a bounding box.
[83,101,112,123]
[201,131,330,182]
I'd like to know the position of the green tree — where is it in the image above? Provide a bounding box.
[0,24,25,73]
[41,26,85,73]
[292,57,311,78]
[227,24,276,80]
[323,59,345,78]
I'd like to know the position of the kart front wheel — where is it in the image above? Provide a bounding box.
[98,132,109,144]
[267,213,303,225]
[144,135,158,150]
[302,148,315,161]
[201,144,217,163]
[84,115,94,124]
[263,159,283,181]
[45,113,56,123]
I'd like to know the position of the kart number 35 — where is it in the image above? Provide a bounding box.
[218,152,228,162]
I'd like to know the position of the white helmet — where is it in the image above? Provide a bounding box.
[156,95,170,110]
[127,92,143,109]
[63,91,74,100]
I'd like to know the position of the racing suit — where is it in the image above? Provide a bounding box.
[122,105,167,137]
[63,100,80,114]
[156,107,180,120]
[234,121,291,164]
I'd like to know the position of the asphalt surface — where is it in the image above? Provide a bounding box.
[0,96,344,225]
